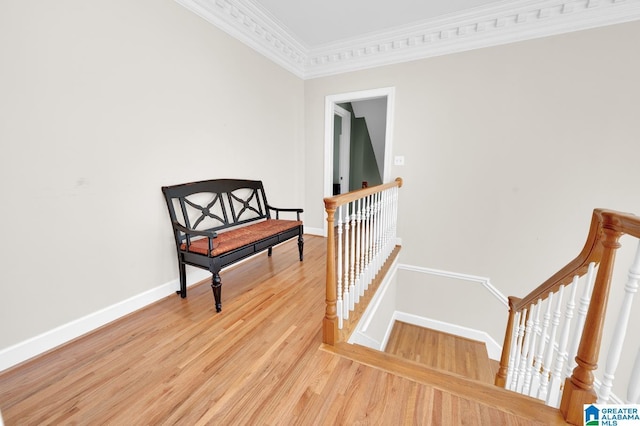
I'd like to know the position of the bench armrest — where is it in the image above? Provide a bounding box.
[267,205,304,221]
[172,221,218,255]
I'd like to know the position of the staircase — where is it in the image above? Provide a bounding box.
[323,323,567,424]
[324,180,640,425]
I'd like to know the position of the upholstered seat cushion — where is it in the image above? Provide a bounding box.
[181,219,302,257]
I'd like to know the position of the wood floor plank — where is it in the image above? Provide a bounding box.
[0,235,566,425]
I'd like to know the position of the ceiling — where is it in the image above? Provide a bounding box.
[176,0,640,79]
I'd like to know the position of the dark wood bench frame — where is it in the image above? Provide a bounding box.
[162,179,303,312]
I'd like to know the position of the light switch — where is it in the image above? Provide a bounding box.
[394,156,405,166]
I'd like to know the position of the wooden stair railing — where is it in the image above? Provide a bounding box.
[323,178,403,345]
[495,209,640,425]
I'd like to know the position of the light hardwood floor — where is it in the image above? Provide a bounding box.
[0,235,566,425]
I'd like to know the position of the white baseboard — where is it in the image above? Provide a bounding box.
[303,226,324,237]
[0,269,210,373]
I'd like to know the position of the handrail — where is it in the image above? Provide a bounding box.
[495,208,640,425]
[323,177,403,345]
[324,177,403,209]
[514,209,640,310]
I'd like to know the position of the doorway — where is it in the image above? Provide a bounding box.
[333,104,351,195]
[324,87,395,199]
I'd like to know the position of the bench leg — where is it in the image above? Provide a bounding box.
[268,247,272,256]
[211,272,222,313]
[298,233,304,261]
[176,262,187,298]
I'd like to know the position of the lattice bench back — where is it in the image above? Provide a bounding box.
[162,179,271,245]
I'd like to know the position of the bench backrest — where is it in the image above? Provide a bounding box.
[162,179,272,244]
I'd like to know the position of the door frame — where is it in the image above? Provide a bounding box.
[334,104,351,194]
[323,87,396,235]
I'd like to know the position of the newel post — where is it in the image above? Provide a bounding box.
[323,204,339,345]
[495,296,520,387]
[560,226,622,425]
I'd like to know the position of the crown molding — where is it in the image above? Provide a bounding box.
[176,0,640,79]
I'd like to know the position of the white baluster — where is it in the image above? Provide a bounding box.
[362,197,370,288]
[375,191,380,264]
[509,308,528,391]
[505,310,521,388]
[529,299,551,398]
[383,189,389,256]
[380,190,386,267]
[540,285,565,403]
[365,193,372,286]
[370,192,378,273]
[371,192,376,277]
[350,202,357,306]
[598,240,640,403]
[364,194,372,286]
[380,188,388,259]
[523,302,542,395]
[547,278,578,408]
[361,195,368,286]
[336,205,343,329]
[628,346,640,403]
[359,196,368,291]
[536,292,555,401]
[564,262,597,380]
[343,205,351,317]
[380,189,386,263]
[370,193,376,280]
[355,198,363,297]
[385,188,394,260]
[391,186,398,248]
[515,306,537,393]
[373,193,380,276]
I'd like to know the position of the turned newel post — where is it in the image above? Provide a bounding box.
[323,203,339,345]
[495,296,520,387]
[560,226,622,425]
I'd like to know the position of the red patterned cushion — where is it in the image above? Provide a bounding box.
[180,219,302,256]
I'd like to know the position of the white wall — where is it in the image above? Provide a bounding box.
[0,0,304,352]
[304,21,640,339]
[395,268,507,345]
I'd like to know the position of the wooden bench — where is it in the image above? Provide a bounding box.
[162,179,303,312]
